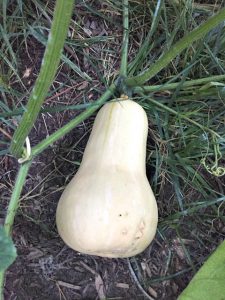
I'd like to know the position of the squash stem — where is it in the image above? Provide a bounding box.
[125,8,225,86]
[0,273,4,300]
[0,161,31,300]
[4,162,32,235]
[133,74,225,93]
[120,0,129,77]
[32,83,116,157]
[9,0,75,159]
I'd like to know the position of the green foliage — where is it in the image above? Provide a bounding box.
[178,240,225,300]
[0,227,17,271]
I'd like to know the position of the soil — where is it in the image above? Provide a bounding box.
[1,1,225,299]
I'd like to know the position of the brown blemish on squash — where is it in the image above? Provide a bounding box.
[139,220,145,231]
[118,212,128,217]
[122,229,128,235]
[134,220,146,239]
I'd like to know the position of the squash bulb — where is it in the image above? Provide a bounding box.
[56,99,158,258]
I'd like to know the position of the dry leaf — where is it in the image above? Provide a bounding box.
[27,248,44,260]
[116,283,129,289]
[23,68,32,78]
[148,286,157,298]
[95,274,105,300]
[77,81,89,90]
[80,261,96,274]
[58,280,81,290]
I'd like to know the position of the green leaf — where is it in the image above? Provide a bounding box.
[0,226,17,271]
[178,240,225,300]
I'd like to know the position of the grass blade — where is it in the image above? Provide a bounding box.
[120,0,129,77]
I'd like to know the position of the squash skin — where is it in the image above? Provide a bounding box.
[56,100,158,258]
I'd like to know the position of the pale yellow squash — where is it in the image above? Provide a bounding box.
[56,99,158,258]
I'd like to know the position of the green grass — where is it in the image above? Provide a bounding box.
[0,0,225,299]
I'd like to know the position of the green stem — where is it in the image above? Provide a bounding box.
[145,96,221,138]
[32,84,116,157]
[126,8,225,86]
[134,74,225,93]
[120,0,129,77]
[10,0,75,158]
[0,161,32,300]
[0,272,4,300]
[4,162,32,235]
[2,74,225,119]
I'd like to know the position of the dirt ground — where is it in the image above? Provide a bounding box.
[1,1,225,299]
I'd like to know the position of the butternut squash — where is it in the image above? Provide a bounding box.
[56,99,158,258]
